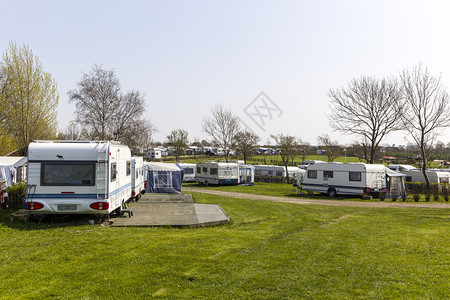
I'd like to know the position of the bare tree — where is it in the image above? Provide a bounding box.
[166,129,188,162]
[121,119,156,155]
[328,76,402,163]
[202,104,240,162]
[348,140,370,163]
[233,130,260,164]
[298,142,310,164]
[271,134,299,182]
[68,65,151,149]
[317,134,342,162]
[400,64,450,187]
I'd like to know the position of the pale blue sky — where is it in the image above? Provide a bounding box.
[1,0,449,146]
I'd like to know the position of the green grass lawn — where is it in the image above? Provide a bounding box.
[0,193,449,299]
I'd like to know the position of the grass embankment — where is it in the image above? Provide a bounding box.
[0,193,449,299]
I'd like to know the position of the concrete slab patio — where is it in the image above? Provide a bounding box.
[111,193,229,227]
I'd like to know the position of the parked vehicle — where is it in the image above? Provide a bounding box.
[178,163,197,182]
[195,162,254,185]
[388,164,450,183]
[25,140,132,217]
[302,163,387,197]
[254,165,301,181]
[131,156,145,200]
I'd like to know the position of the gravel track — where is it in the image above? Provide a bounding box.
[184,187,450,209]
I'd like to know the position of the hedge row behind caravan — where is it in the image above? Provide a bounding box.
[195,162,254,186]
[302,163,387,197]
[131,156,145,199]
[25,140,132,216]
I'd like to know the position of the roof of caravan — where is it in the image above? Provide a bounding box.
[28,141,127,161]
[0,156,27,167]
[178,163,197,168]
[146,162,182,171]
[307,163,386,172]
[197,162,239,167]
[254,165,285,169]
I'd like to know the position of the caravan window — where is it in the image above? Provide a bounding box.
[197,167,201,174]
[324,171,333,179]
[308,170,317,179]
[126,161,131,176]
[202,167,207,173]
[349,172,361,182]
[41,162,95,186]
[210,168,218,175]
[184,168,194,175]
[111,163,117,181]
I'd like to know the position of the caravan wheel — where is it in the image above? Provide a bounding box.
[327,188,337,197]
[204,181,209,186]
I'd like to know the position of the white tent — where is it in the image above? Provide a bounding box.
[0,156,27,187]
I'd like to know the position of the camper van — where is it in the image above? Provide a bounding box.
[131,156,145,200]
[25,140,132,216]
[388,164,450,183]
[178,163,197,182]
[195,162,254,186]
[302,163,387,197]
[254,165,301,181]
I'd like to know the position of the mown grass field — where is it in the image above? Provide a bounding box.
[0,191,449,299]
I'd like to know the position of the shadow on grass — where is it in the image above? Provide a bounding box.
[0,209,109,231]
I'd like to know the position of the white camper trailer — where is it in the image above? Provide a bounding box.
[178,163,197,182]
[196,162,239,185]
[131,156,145,200]
[254,165,301,181]
[388,164,450,183]
[302,163,387,197]
[25,140,132,216]
[195,162,254,185]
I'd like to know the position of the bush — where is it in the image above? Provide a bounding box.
[424,189,431,202]
[412,193,421,202]
[391,193,398,202]
[379,192,386,201]
[443,185,449,202]
[6,181,27,209]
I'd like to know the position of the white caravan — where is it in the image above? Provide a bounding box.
[25,140,132,216]
[302,163,387,197]
[131,156,145,200]
[178,163,197,182]
[195,162,254,185]
[254,165,301,180]
[388,164,450,183]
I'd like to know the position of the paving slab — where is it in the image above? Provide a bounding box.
[111,193,229,227]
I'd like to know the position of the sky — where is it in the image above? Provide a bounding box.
[1,0,450,147]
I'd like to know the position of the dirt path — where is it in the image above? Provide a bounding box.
[183,187,450,209]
